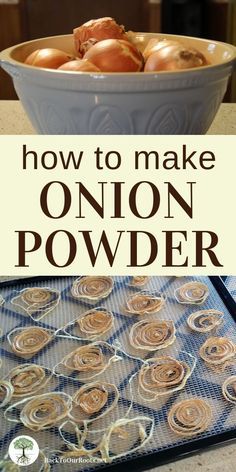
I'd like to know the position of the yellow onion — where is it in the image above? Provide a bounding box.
[25,48,74,69]
[84,39,143,72]
[144,44,208,72]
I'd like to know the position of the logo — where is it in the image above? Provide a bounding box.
[8,435,39,466]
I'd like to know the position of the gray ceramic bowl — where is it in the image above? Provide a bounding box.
[0,33,235,134]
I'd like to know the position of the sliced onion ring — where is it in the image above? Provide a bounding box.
[199,337,236,370]
[174,281,209,305]
[138,354,195,401]
[69,381,119,422]
[187,309,224,333]
[222,376,236,404]
[11,286,60,320]
[128,276,150,287]
[71,276,114,301]
[6,364,52,397]
[76,308,113,339]
[0,380,14,408]
[124,290,166,315]
[129,319,176,351]
[4,392,72,431]
[8,326,53,357]
[168,398,212,437]
[56,341,120,380]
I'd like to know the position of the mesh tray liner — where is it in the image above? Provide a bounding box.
[0,276,236,471]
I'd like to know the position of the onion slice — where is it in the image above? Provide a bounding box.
[187,309,224,333]
[8,326,53,357]
[0,380,14,408]
[129,319,176,351]
[222,376,236,404]
[5,392,72,431]
[5,364,52,397]
[124,290,166,315]
[11,286,60,321]
[174,281,209,305]
[69,381,119,422]
[168,398,212,437]
[199,337,236,371]
[71,276,114,301]
[137,353,196,401]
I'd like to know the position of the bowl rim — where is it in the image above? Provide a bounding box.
[0,32,235,77]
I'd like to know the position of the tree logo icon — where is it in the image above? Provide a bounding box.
[8,435,39,466]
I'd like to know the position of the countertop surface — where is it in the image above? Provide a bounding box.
[0,101,235,134]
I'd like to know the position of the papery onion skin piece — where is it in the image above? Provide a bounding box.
[20,393,71,431]
[84,39,144,72]
[222,376,236,404]
[10,326,52,356]
[73,17,127,56]
[58,59,101,72]
[77,309,113,339]
[129,320,176,351]
[144,45,208,72]
[199,337,236,367]
[25,48,74,69]
[7,364,50,397]
[0,380,14,408]
[168,398,212,437]
[187,309,224,333]
[71,276,114,301]
[174,281,209,305]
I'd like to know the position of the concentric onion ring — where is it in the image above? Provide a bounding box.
[11,286,60,320]
[63,345,105,372]
[76,308,113,339]
[71,276,114,301]
[138,355,195,400]
[19,392,71,431]
[199,337,236,370]
[124,290,166,315]
[6,364,51,397]
[8,326,53,357]
[187,309,224,333]
[69,381,119,422]
[58,341,119,381]
[222,376,236,404]
[129,320,176,351]
[174,282,209,305]
[168,398,212,437]
[0,380,14,407]
[129,276,150,287]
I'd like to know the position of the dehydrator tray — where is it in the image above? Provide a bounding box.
[0,276,236,472]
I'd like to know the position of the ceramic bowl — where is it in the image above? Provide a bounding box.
[0,33,235,134]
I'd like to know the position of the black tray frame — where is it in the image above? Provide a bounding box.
[0,275,235,471]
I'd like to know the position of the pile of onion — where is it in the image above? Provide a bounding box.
[24,17,209,73]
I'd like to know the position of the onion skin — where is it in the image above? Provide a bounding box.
[144,45,208,72]
[25,48,74,69]
[58,59,101,72]
[84,39,144,72]
[74,17,127,56]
